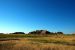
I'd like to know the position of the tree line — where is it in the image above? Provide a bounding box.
[0,30,64,35]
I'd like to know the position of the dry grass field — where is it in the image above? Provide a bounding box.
[0,34,75,50]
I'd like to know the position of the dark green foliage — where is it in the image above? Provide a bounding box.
[55,32,64,35]
[28,30,64,35]
[29,30,51,35]
[0,33,4,34]
[12,32,25,34]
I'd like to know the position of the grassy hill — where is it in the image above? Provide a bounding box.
[0,34,75,50]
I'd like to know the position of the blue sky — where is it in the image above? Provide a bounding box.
[0,0,75,34]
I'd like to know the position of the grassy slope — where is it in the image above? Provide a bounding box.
[0,34,75,50]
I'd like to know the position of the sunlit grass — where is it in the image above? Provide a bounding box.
[0,34,75,50]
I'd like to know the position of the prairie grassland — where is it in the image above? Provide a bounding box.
[0,34,75,50]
